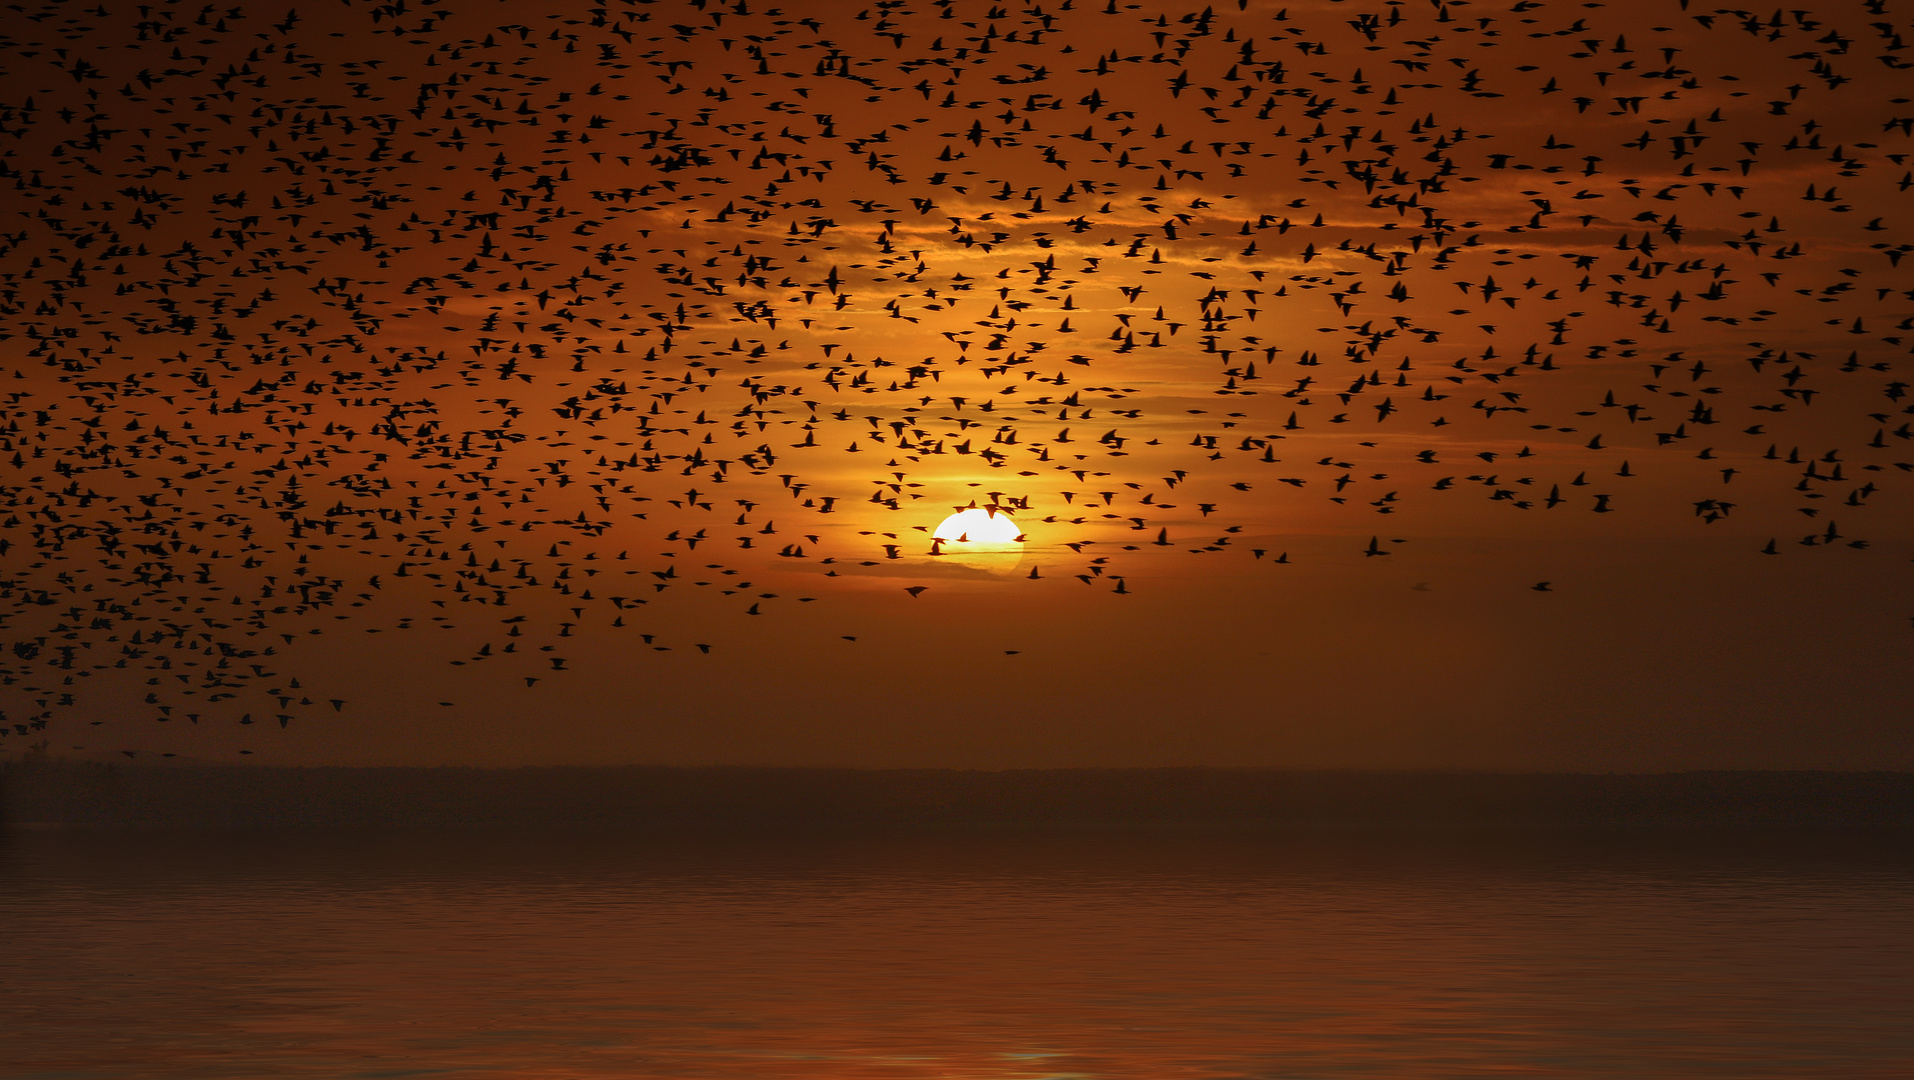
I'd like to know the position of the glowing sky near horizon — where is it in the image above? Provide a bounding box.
[0,0,1909,767]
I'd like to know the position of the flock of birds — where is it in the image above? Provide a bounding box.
[0,0,1908,755]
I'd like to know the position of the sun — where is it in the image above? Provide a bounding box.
[932,505,1023,545]
[929,505,1026,573]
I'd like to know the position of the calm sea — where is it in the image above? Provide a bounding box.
[3,827,1910,1078]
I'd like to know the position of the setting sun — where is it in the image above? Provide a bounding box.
[932,506,1023,545]
[930,506,1025,573]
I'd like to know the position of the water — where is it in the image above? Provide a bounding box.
[3,827,1910,1078]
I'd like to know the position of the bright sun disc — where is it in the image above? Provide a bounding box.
[933,507,1022,544]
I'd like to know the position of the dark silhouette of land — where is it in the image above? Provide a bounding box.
[5,762,1913,829]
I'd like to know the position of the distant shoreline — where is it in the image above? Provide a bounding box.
[5,763,1914,829]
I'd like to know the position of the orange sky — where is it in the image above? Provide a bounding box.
[0,0,1909,767]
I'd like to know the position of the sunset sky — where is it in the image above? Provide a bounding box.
[1,0,1909,768]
